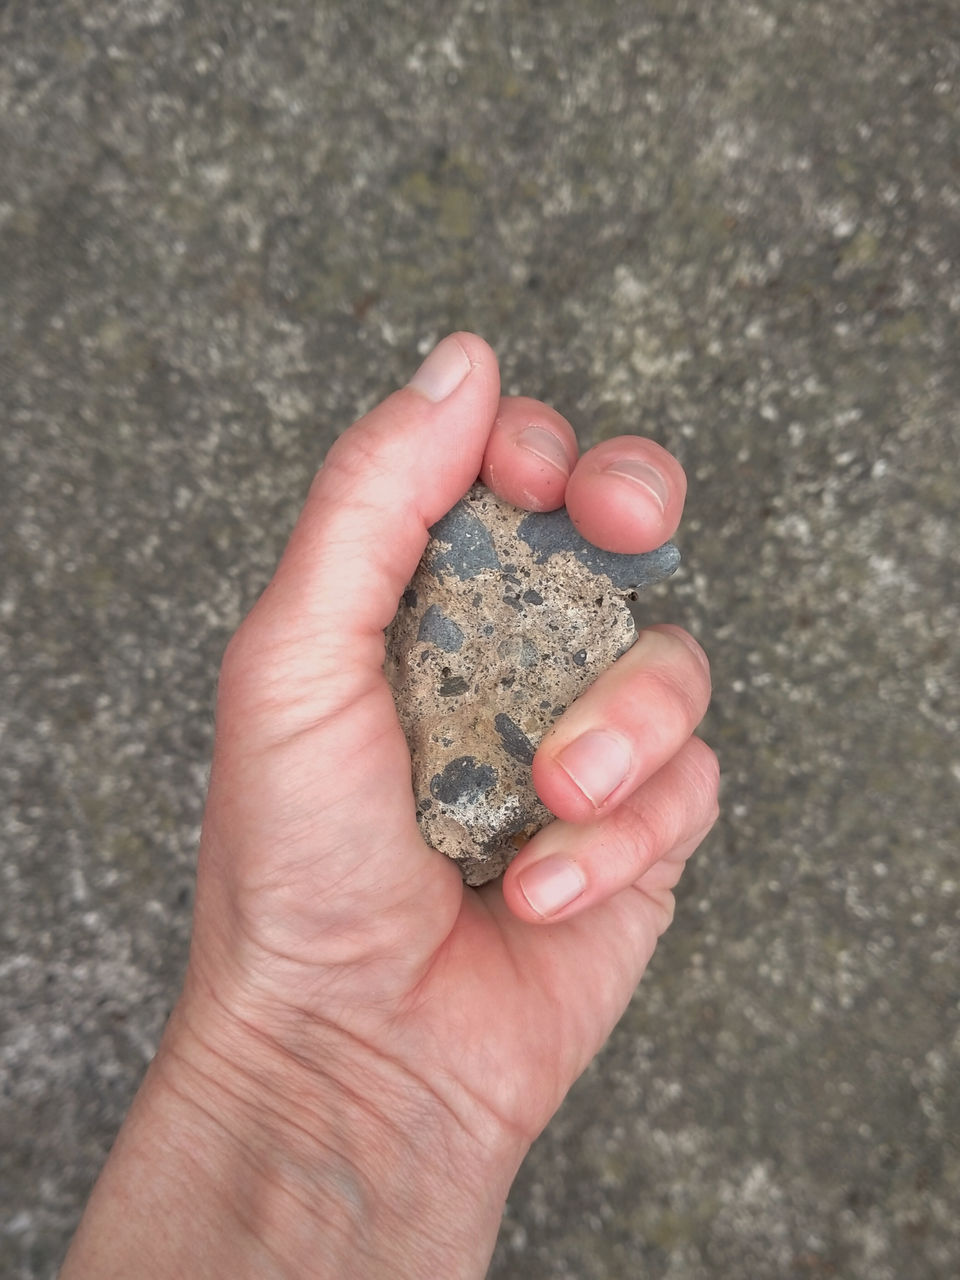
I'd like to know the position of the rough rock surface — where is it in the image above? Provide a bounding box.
[385,485,679,884]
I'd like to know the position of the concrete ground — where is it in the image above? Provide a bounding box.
[2,2,958,1276]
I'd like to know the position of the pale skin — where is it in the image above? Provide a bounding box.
[61,334,718,1279]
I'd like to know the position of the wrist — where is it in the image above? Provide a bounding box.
[169,982,522,1277]
[65,972,526,1280]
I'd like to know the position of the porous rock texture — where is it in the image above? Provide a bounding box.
[385,484,680,885]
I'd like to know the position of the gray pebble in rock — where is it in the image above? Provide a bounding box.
[384,484,680,886]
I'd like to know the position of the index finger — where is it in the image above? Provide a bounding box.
[480,395,580,512]
[481,398,686,553]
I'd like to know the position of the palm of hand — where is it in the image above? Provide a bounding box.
[199,653,676,1151]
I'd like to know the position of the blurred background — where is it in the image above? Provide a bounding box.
[2,2,958,1276]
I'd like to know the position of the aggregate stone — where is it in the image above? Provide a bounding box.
[385,484,679,884]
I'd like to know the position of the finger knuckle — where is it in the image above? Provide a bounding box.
[681,737,722,818]
[322,424,394,497]
[629,663,703,734]
[632,882,678,935]
[687,735,721,788]
[656,890,677,934]
[608,809,660,879]
[219,625,254,695]
[655,623,710,669]
[218,618,283,712]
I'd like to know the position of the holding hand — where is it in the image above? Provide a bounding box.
[63,334,717,1280]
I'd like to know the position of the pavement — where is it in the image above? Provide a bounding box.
[2,2,958,1277]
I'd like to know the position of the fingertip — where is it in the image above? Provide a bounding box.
[444,331,502,411]
[447,330,500,376]
[502,846,589,924]
[405,331,500,407]
[565,437,686,552]
[531,746,604,825]
[480,397,579,511]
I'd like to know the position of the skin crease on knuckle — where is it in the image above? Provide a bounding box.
[651,625,711,682]
[597,810,662,890]
[578,660,708,776]
[602,767,708,880]
[611,668,697,754]
[634,645,711,735]
[681,738,722,824]
[550,630,708,750]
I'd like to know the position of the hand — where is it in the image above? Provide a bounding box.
[63,334,717,1280]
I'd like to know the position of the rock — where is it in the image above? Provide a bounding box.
[385,484,680,885]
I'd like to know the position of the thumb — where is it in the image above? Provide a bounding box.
[222,332,501,742]
[199,334,501,966]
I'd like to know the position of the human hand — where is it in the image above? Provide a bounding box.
[63,334,717,1280]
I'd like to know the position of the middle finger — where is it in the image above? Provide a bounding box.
[532,624,712,825]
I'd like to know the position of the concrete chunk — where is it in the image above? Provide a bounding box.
[385,484,680,885]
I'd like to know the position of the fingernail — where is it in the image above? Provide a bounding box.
[556,730,632,807]
[603,457,669,512]
[518,856,586,918]
[408,336,473,402]
[517,426,571,476]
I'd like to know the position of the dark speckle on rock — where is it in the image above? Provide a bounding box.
[439,674,469,697]
[417,604,465,652]
[572,649,587,667]
[430,756,497,805]
[523,589,543,604]
[517,506,681,589]
[429,502,502,579]
[494,713,536,765]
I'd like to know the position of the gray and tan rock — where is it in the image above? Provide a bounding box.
[385,484,680,885]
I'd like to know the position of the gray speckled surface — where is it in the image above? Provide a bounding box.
[1,2,958,1277]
